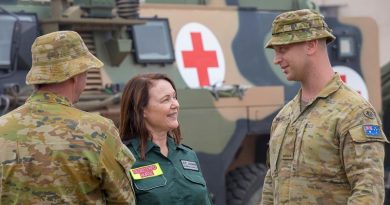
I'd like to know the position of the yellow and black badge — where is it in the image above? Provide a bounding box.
[363,108,376,119]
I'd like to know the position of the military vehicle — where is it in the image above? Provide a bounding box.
[383,62,390,136]
[0,0,383,204]
[382,61,390,204]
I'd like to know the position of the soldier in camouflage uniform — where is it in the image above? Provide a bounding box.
[260,9,388,205]
[0,31,136,204]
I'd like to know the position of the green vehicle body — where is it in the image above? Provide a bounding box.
[382,62,390,136]
[382,61,390,201]
[0,0,384,204]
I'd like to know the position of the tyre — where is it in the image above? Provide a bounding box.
[226,163,267,205]
[385,171,390,205]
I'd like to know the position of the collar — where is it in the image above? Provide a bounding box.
[293,73,342,102]
[316,73,343,99]
[290,73,343,120]
[130,135,184,158]
[27,91,72,107]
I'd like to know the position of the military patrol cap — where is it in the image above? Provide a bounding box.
[26,31,103,85]
[265,9,336,48]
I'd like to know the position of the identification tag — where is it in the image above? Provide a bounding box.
[181,160,199,171]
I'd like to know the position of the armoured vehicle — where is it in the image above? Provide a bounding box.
[383,62,390,136]
[382,61,390,204]
[0,0,383,204]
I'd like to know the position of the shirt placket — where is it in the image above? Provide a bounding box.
[291,119,306,176]
[281,126,296,161]
[276,124,297,204]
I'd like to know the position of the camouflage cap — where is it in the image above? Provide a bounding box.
[26,31,103,85]
[265,9,336,48]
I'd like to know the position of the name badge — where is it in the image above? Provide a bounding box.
[130,163,163,180]
[181,160,199,171]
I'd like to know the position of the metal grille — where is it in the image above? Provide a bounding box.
[79,31,103,92]
[116,0,139,19]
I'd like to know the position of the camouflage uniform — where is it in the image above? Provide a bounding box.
[261,10,387,205]
[0,31,136,204]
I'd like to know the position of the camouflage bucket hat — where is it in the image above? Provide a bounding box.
[265,9,336,48]
[26,31,103,85]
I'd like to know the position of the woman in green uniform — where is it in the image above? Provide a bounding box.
[120,73,212,205]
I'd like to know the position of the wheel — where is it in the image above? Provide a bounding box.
[385,170,390,205]
[226,163,267,205]
[383,106,390,137]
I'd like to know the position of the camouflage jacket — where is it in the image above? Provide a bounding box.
[261,74,388,205]
[0,91,136,204]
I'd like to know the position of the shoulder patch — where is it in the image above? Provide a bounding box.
[348,125,387,143]
[363,108,376,119]
[363,125,381,137]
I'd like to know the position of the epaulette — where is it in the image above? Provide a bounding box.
[181,144,193,150]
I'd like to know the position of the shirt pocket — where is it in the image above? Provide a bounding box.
[348,125,388,157]
[182,172,207,186]
[269,118,290,174]
[292,121,309,173]
[133,175,167,191]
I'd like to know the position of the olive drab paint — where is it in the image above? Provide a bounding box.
[0,0,384,204]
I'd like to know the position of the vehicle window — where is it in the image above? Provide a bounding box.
[0,15,15,68]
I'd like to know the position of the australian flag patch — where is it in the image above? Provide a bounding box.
[363,125,381,137]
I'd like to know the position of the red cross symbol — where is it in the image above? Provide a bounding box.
[340,74,347,83]
[182,32,219,86]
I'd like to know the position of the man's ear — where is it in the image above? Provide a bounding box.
[72,73,84,85]
[70,75,77,84]
[70,75,80,91]
[305,39,318,56]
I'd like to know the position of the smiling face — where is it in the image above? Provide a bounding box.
[143,79,180,134]
[273,42,308,81]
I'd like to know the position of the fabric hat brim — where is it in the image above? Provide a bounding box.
[26,51,103,85]
[265,29,336,48]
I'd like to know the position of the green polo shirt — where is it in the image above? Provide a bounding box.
[126,137,212,205]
